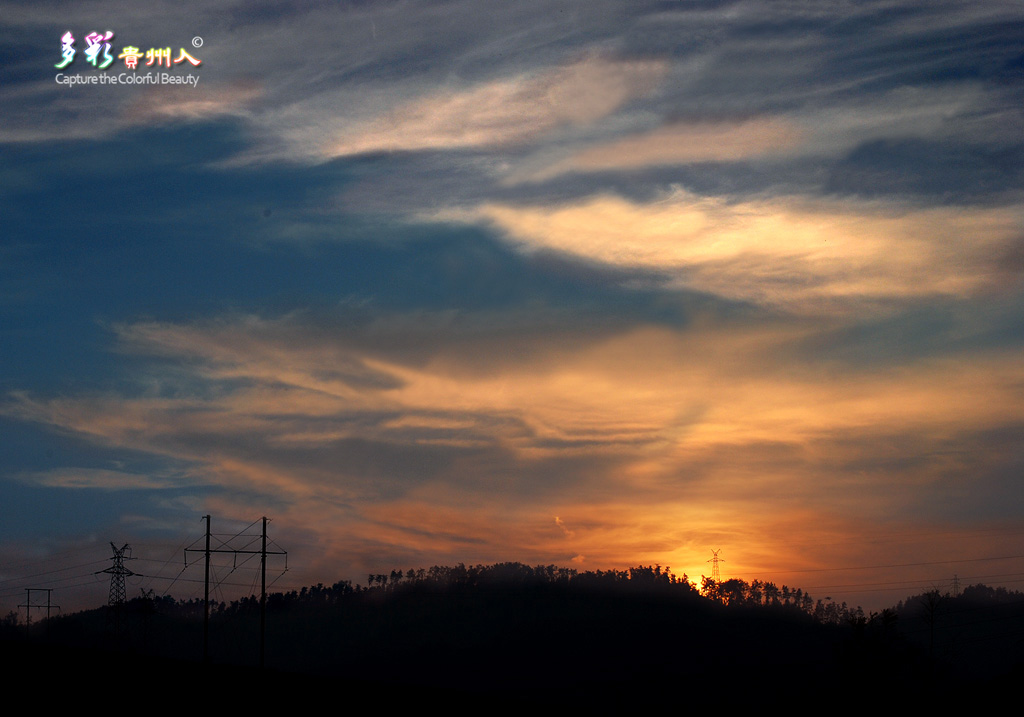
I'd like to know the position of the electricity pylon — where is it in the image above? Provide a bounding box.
[707,549,724,584]
[98,542,136,605]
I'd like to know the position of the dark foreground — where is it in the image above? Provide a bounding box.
[4,568,1022,707]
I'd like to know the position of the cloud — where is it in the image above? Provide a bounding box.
[508,80,1013,182]
[440,191,1024,307]
[8,310,1021,502]
[119,81,262,124]
[515,117,805,182]
[3,0,1023,609]
[17,467,176,490]
[0,78,261,145]
[5,300,1023,604]
[324,55,668,157]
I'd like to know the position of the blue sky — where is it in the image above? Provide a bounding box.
[2,0,1023,612]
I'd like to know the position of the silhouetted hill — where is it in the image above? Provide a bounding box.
[4,564,1022,706]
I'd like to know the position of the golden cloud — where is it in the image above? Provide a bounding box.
[7,310,1021,604]
[439,191,1023,307]
[518,118,804,181]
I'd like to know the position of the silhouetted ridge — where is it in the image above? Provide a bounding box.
[5,565,1022,704]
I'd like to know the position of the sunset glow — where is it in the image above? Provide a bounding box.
[1,0,1022,615]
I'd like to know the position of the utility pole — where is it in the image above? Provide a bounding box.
[19,588,59,626]
[203,515,211,662]
[920,589,945,662]
[185,515,286,668]
[260,515,268,670]
[186,515,213,662]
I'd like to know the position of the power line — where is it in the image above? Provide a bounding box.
[19,588,59,625]
[756,553,1024,576]
[184,515,287,665]
[0,559,108,588]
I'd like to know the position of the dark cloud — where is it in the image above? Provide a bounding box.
[826,139,1024,201]
[793,296,1024,368]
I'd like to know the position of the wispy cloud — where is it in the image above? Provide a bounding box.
[440,191,1023,307]
[324,55,668,158]
[5,307,1021,584]
[119,82,262,124]
[17,467,178,490]
[514,117,805,182]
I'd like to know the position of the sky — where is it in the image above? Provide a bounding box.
[2,0,1023,615]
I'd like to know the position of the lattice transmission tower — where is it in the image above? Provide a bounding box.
[707,549,724,584]
[98,542,136,605]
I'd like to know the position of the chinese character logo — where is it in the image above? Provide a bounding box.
[174,48,201,67]
[146,47,171,68]
[118,46,143,69]
[84,31,114,69]
[54,31,203,73]
[55,31,75,69]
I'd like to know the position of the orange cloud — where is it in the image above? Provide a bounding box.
[440,192,1023,307]
[518,118,804,181]
[6,311,1021,608]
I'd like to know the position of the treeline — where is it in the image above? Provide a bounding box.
[0,561,860,628]
[5,562,1022,703]
[7,561,865,633]
[214,562,861,626]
